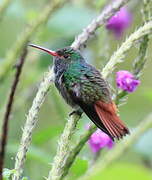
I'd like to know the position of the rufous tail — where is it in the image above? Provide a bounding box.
[94,100,129,139]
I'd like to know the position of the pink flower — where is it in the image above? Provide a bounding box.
[106,7,132,38]
[88,129,114,153]
[116,70,140,93]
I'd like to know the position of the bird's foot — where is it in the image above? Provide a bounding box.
[69,108,83,117]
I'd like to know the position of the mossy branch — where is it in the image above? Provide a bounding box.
[78,113,152,180]
[0,0,68,81]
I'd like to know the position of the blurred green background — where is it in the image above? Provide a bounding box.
[0,0,152,179]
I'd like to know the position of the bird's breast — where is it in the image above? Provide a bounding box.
[53,63,77,108]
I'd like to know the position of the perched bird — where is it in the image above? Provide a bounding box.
[29,44,129,140]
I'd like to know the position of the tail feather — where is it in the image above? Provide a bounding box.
[78,102,114,140]
[94,100,129,139]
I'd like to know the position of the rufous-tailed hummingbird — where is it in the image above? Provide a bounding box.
[29,44,129,140]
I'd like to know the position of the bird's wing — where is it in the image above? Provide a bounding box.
[66,64,111,103]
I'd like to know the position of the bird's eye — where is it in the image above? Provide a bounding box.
[64,54,69,59]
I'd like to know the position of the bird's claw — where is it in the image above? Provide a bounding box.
[69,109,83,117]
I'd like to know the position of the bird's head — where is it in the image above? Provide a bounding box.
[29,44,83,62]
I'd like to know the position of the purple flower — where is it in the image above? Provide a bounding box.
[116,70,140,93]
[106,7,132,38]
[88,129,114,153]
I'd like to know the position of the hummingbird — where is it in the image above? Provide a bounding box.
[29,44,129,140]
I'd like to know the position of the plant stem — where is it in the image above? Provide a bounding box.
[47,113,81,180]
[0,47,28,180]
[115,91,128,105]
[59,125,97,179]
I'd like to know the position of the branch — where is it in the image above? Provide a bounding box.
[0,0,68,81]
[0,0,11,19]
[0,47,28,180]
[71,0,131,50]
[47,113,81,180]
[79,113,152,180]
[58,125,97,179]
[12,68,54,180]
